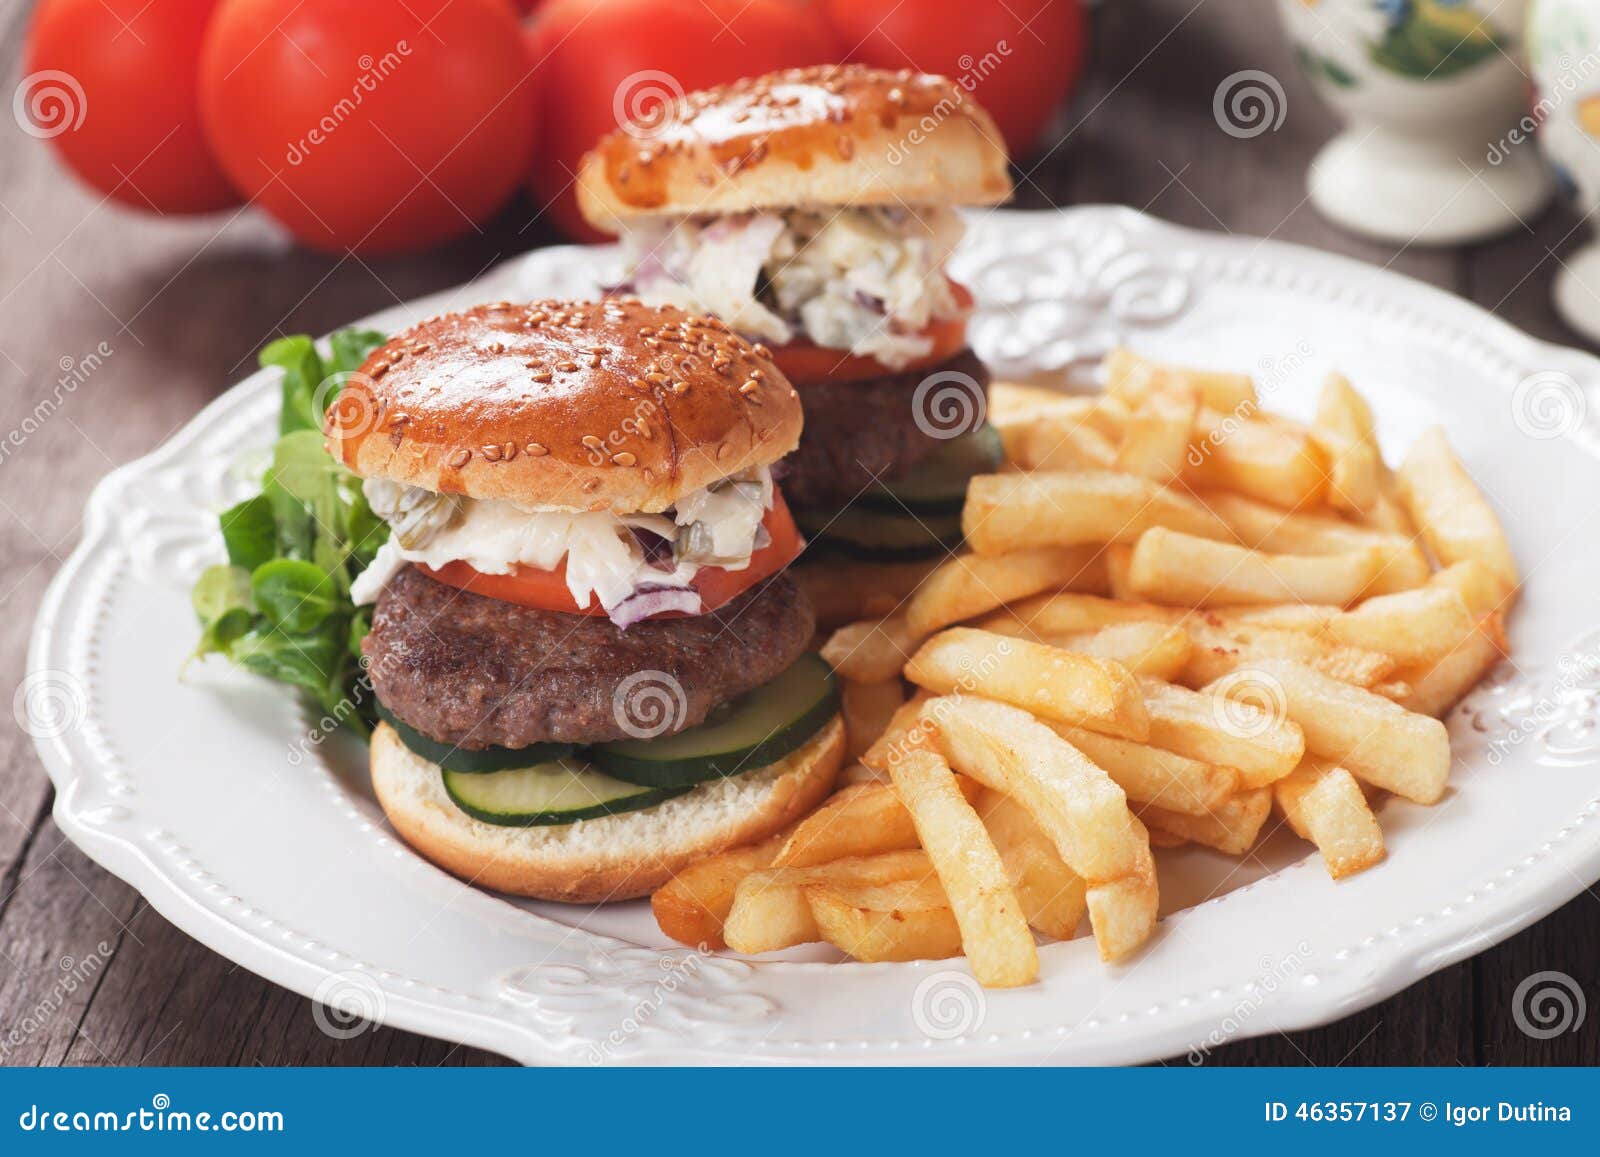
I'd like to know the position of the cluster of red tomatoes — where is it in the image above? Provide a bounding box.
[24,0,1085,254]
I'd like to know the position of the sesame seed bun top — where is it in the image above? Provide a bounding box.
[577,65,1013,232]
[323,299,802,513]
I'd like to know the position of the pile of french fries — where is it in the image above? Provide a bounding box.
[653,348,1518,989]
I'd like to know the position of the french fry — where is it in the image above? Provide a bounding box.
[989,381,1125,435]
[1198,490,1429,595]
[1138,788,1273,856]
[1052,725,1238,815]
[1146,826,1189,850]
[1316,371,1379,449]
[1105,543,1138,600]
[821,615,921,683]
[1213,660,1451,804]
[1128,528,1383,608]
[906,628,1150,740]
[988,380,1081,421]
[979,590,1180,638]
[1314,373,1384,514]
[1084,828,1159,962]
[961,471,1231,556]
[836,761,888,786]
[976,789,1088,940]
[1140,676,1305,788]
[1274,758,1386,879]
[929,695,1145,882]
[1397,612,1508,718]
[806,884,964,962]
[904,546,1103,637]
[1179,616,1396,689]
[1397,427,1519,597]
[891,751,1038,987]
[841,678,906,762]
[1054,622,1192,681]
[1104,347,1257,412]
[1186,407,1331,508]
[651,832,786,950]
[1012,416,1121,471]
[1116,389,1198,482]
[859,689,938,774]
[1232,586,1474,664]
[775,778,981,868]
[724,850,933,954]
[1314,428,1382,514]
[1430,558,1509,617]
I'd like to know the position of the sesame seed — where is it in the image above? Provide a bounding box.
[449,449,471,468]
[526,442,548,456]
[611,452,637,467]
[371,362,390,378]
[557,360,578,373]
[581,435,604,450]
[482,444,503,462]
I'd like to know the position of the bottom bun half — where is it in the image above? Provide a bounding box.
[371,715,844,904]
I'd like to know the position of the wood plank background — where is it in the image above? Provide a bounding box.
[1,0,1595,1066]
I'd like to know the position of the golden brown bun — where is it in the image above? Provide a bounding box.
[578,65,1013,231]
[324,299,802,513]
[370,716,844,903]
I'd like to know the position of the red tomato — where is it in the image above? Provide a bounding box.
[22,0,239,213]
[822,0,1086,157]
[199,0,535,254]
[525,0,838,241]
[770,282,973,386]
[421,495,803,616]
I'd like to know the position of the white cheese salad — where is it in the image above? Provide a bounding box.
[352,467,775,628]
[616,206,967,369]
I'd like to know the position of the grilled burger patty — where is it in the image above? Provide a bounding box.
[363,566,815,750]
[778,347,990,510]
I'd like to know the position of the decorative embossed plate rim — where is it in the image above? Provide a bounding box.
[29,207,1600,1065]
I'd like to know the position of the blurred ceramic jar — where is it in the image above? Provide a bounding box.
[1529,0,1600,341]
[1276,0,1550,244]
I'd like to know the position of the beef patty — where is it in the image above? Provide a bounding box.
[364,566,815,750]
[779,347,990,510]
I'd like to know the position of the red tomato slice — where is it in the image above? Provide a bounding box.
[420,493,802,617]
[769,282,974,387]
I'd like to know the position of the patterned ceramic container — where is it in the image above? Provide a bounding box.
[1529,0,1600,342]
[1277,0,1551,243]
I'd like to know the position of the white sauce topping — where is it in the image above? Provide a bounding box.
[350,468,774,616]
[619,206,966,369]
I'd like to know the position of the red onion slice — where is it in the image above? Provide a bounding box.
[608,585,702,630]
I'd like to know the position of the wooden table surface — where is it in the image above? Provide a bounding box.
[2,0,1596,1067]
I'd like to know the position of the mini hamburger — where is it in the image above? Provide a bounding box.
[578,65,1013,561]
[328,299,843,903]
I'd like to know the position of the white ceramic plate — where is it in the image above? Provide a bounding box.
[28,207,1600,1066]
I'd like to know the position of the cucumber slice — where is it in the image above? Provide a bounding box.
[797,505,963,561]
[590,654,839,788]
[442,758,689,826]
[860,426,1003,514]
[376,700,577,773]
